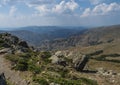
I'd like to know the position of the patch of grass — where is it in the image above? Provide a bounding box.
[33,75,98,85]
[6,80,14,85]
[80,77,98,85]
[28,63,41,74]
[33,77,49,85]
[14,58,28,71]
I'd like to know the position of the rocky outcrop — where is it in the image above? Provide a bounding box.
[0,33,30,54]
[0,73,6,85]
[50,54,67,67]
[18,41,29,48]
[50,51,89,71]
[74,55,89,71]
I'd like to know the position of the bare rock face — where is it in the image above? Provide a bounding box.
[0,73,7,85]
[50,51,89,71]
[50,51,67,67]
[74,55,89,71]
[0,33,30,54]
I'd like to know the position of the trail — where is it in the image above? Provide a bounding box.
[0,54,28,85]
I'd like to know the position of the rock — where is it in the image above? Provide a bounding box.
[50,55,67,67]
[74,55,89,71]
[50,83,60,85]
[0,48,11,54]
[97,68,118,76]
[0,73,7,85]
[18,41,29,48]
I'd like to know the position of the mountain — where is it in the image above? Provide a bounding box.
[0,33,98,85]
[38,25,120,50]
[0,26,86,46]
[0,25,120,85]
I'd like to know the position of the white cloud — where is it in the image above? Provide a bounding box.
[52,0,79,14]
[9,6,17,16]
[81,2,120,17]
[30,0,79,16]
[80,8,91,17]
[35,5,50,16]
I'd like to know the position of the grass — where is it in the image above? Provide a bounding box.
[33,75,98,85]
[6,80,14,85]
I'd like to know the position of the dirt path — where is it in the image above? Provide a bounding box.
[0,54,28,85]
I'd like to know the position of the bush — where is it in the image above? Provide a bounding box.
[33,77,49,85]
[28,64,41,74]
[80,77,98,85]
[15,59,28,71]
[41,51,52,64]
[5,54,20,64]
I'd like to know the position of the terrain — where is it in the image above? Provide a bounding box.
[38,25,120,50]
[0,33,98,85]
[0,24,120,85]
[0,26,86,46]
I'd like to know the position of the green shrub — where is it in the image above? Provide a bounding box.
[28,64,41,74]
[5,54,20,63]
[15,59,28,71]
[33,77,49,85]
[40,51,52,64]
[80,77,98,85]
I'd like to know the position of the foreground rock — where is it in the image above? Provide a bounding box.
[50,51,89,71]
[0,73,6,85]
[74,55,89,71]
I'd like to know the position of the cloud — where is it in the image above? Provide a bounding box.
[9,6,17,16]
[81,2,120,17]
[0,0,9,5]
[35,5,51,16]
[30,0,79,16]
[52,0,79,14]
[80,8,91,17]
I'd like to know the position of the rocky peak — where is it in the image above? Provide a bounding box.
[0,33,30,53]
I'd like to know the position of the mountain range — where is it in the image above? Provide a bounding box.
[0,25,120,85]
[0,25,120,51]
[0,26,86,47]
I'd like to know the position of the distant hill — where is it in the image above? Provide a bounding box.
[38,25,120,50]
[0,26,86,46]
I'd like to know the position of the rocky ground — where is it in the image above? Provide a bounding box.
[0,33,120,85]
[0,54,29,85]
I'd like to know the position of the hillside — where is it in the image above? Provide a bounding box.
[1,26,86,46]
[0,33,98,85]
[38,25,120,50]
[0,25,120,85]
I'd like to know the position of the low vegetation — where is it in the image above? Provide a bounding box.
[5,51,98,85]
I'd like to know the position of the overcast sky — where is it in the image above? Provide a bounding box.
[0,0,120,28]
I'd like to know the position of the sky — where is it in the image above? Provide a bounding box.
[0,0,120,28]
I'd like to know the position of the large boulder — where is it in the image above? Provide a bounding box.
[50,52,67,67]
[0,73,7,85]
[74,55,89,71]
